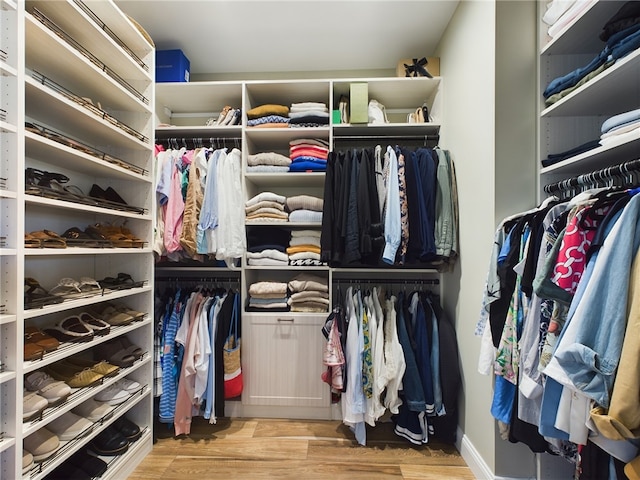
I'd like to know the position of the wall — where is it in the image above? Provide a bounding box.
[437,1,539,478]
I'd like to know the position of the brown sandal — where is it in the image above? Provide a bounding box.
[28,230,67,248]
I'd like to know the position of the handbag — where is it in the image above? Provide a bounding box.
[223,294,243,399]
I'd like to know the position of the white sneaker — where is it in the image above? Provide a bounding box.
[114,377,141,394]
[94,384,129,405]
[24,371,71,405]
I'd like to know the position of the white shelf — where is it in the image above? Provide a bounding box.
[25,76,151,151]
[0,189,17,199]
[23,285,151,320]
[244,265,329,271]
[541,48,640,118]
[333,122,440,137]
[540,0,623,55]
[0,248,17,256]
[0,60,18,77]
[1,0,16,11]
[25,132,152,183]
[0,370,16,384]
[156,81,242,114]
[0,314,17,325]
[27,0,152,83]
[155,125,242,137]
[25,247,153,256]
[244,172,325,188]
[0,121,17,133]
[245,221,322,228]
[25,13,151,114]
[25,193,151,221]
[23,355,150,435]
[0,437,16,455]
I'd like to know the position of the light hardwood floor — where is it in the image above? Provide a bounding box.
[128,417,476,479]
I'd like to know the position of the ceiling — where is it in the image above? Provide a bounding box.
[115,0,460,76]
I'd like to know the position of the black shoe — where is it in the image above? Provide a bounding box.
[113,416,141,442]
[44,462,91,480]
[88,426,129,456]
[68,450,108,477]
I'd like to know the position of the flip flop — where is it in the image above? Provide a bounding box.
[24,278,65,309]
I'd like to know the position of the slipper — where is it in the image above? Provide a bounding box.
[84,225,114,247]
[49,278,84,299]
[94,339,135,368]
[118,336,144,359]
[91,305,134,326]
[109,302,145,322]
[24,278,65,309]
[98,272,143,291]
[45,316,94,343]
[25,233,42,248]
[61,227,100,247]
[78,312,111,336]
[28,230,67,248]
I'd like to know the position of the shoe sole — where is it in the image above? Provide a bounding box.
[23,405,46,422]
[32,449,58,463]
[44,392,70,407]
[88,443,129,456]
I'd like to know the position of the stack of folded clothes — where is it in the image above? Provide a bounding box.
[247,104,290,128]
[246,191,288,223]
[289,138,329,172]
[246,152,291,173]
[288,102,330,128]
[287,229,324,266]
[246,249,289,266]
[287,273,329,313]
[600,108,640,147]
[247,281,289,311]
[286,194,323,224]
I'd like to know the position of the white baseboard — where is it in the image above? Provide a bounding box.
[456,427,536,480]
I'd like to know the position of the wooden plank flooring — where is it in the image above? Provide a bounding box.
[128,418,476,479]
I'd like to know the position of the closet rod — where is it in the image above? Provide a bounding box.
[333,134,439,141]
[333,278,440,285]
[155,275,240,283]
[544,157,640,194]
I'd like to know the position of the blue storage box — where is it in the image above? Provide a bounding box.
[156,49,190,82]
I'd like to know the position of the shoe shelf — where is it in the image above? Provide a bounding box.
[25,247,153,256]
[0,313,16,326]
[99,427,151,480]
[0,436,16,455]
[1,0,16,11]
[0,189,17,199]
[0,369,16,384]
[25,77,151,151]
[0,248,16,256]
[0,120,17,134]
[24,194,152,221]
[23,357,150,437]
[24,9,151,112]
[0,60,17,77]
[26,0,152,82]
[23,286,151,320]
[25,133,152,183]
[23,319,151,376]
[26,384,150,480]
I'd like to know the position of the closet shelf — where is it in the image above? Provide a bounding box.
[156,81,242,113]
[0,120,17,133]
[25,247,153,256]
[25,132,152,183]
[28,0,152,82]
[243,265,329,271]
[23,319,151,376]
[0,248,17,256]
[28,386,150,480]
[0,313,17,325]
[0,370,16,384]
[25,77,151,151]
[22,285,151,320]
[0,60,17,77]
[25,13,151,114]
[0,189,17,199]
[540,0,620,55]
[245,221,322,228]
[540,48,640,118]
[333,123,441,138]
[155,125,242,137]
[99,428,152,480]
[244,172,325,188]
[1,0,16,11]
[540,136,640,177]
[0,437,16,455]
[25,194,152,221]
[333,77,441,107]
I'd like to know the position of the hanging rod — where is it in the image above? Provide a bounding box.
[333,134,439,141]
[155,275,240,283]
[157,137,242,149]
[333,278,439,285]
[544,157,640,194]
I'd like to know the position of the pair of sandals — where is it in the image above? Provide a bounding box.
[44,312,112,343]
[49,277,102,300]
[89,224,145,249]
[25,230,67,248]
[97,273,145,292]
[95,336,144,369]
[206,106,241,126]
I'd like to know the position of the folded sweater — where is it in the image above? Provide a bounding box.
[248,281,287,296]
[247,152,292,167]
[245,200,285,214]
[247,104,290,119]
[289,210,322,223]
[288,273,328,293]
[246,191,286,207]
[286,195,323,212]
